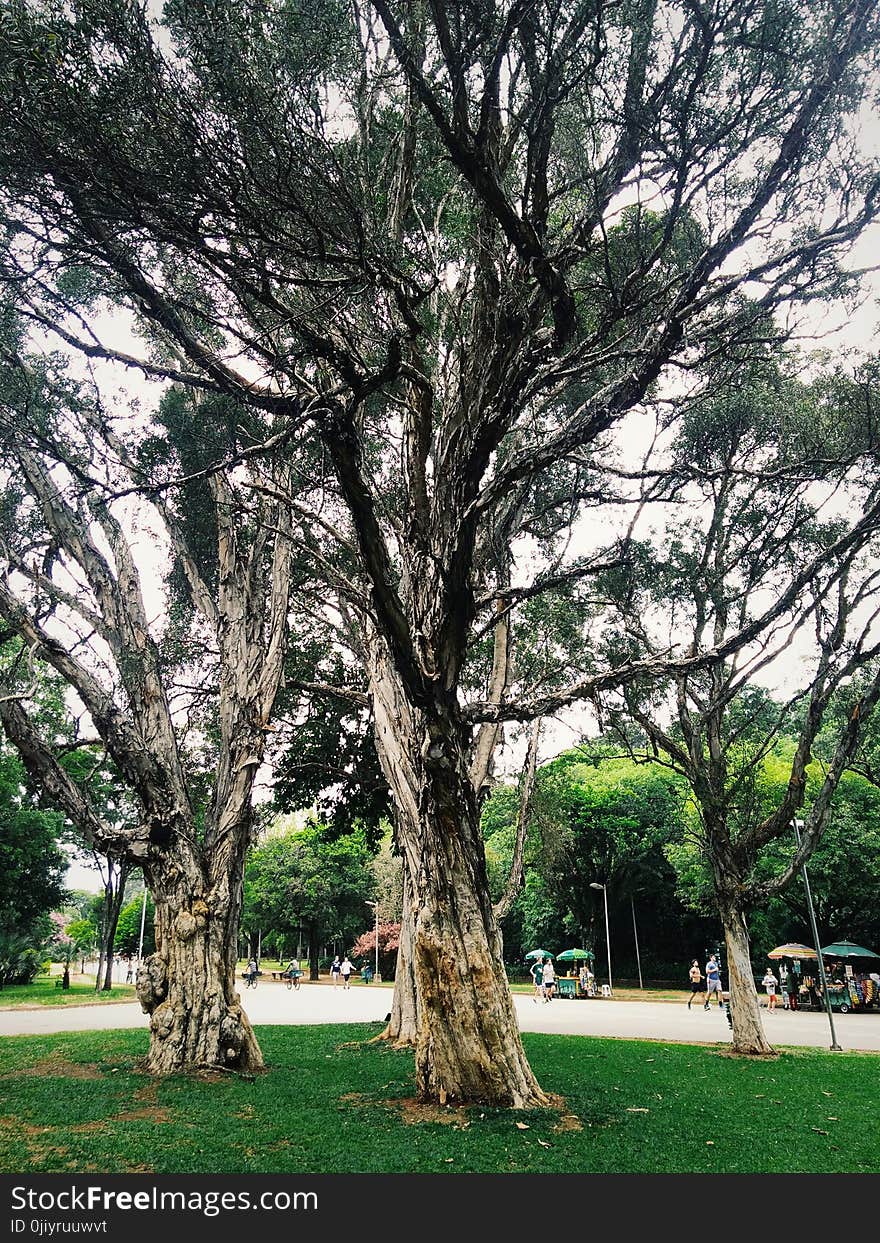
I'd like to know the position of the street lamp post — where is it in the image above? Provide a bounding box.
[366,901,380,982]
[631,894,643,989]
[590,882,612,995]
[136,887,147,974]
[793,818,841,1051]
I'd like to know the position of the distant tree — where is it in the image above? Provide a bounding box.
[594,368,880,1053]
[351,921,401,981]
[114,891,155,959]
[484,750,703,974]
[243,826,374,980]
[0,737,66,986]
[48,911,93,989]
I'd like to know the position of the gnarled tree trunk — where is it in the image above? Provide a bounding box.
[370,638,548,1107]
[137,832,262,1074]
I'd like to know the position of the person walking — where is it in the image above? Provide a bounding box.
[340,955,353,989]
[687,959,704,1009]
[531,957,545,1003]
[762,965,778,1012]
[541,956,556,1002]
[779,964,792,1009]
[704,954,723,1010]
[330,955,341,988]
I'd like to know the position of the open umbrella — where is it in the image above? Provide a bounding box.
[820,940,879,958]
[524,949,554,960]
[767,942,817,959]
[556,948,594,962]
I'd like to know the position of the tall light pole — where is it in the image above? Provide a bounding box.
[136,887,147,972]
[793,818,841,1051]
[366,900,380,982]
[630,894,643,989]
[590,882,612,995]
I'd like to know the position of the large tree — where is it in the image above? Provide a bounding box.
[593,366,880,1053]
[2,0,880,1102]
[0,367,295,1073]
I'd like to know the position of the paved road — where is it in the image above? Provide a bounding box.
[2,983,877,1051]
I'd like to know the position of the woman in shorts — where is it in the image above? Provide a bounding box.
[762,965,778,1012]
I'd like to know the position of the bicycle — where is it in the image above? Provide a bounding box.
[244,971,258,989]
[284,970,301,991]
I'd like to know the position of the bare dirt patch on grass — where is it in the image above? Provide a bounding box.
[6,1058,105,1080]
[553,1113,584,1132]
[341,1089,576,1131]
[713,1049,779,1061]
[69,1106,173,1132]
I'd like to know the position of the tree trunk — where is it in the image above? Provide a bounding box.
[308,922,319,981]
[379,864,419,1048]
[719,897,775,1056]
[61,964,70,989]
[370,640,549,1107]
[135,849,263,1075]
[100,867,128,991]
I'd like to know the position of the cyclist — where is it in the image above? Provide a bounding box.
[284,957,302,989]
[245,957,258,987]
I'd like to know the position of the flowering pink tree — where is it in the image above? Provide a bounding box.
[352,922,401,980]
[49,913,74,990]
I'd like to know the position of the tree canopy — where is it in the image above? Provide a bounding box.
[2,0,880,1099]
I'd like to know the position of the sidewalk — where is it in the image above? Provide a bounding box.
[1,982,878,1051]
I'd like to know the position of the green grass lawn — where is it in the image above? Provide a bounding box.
[0,976,137,1007]
[1,1023,877,1174]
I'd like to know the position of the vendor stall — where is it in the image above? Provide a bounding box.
[555,948,596,997]
[767,943,817,1011]
[818,942,880,1012]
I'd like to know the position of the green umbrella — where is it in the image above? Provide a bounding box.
[556,948,594,962]
[820,940,878,958]
[524,949,554,960]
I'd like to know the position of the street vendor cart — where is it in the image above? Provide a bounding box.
[818,942,880,1012]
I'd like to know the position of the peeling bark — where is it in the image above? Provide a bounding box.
[370,637,549,1107]
[719,896,775,1056]
[137,837,263,1074]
